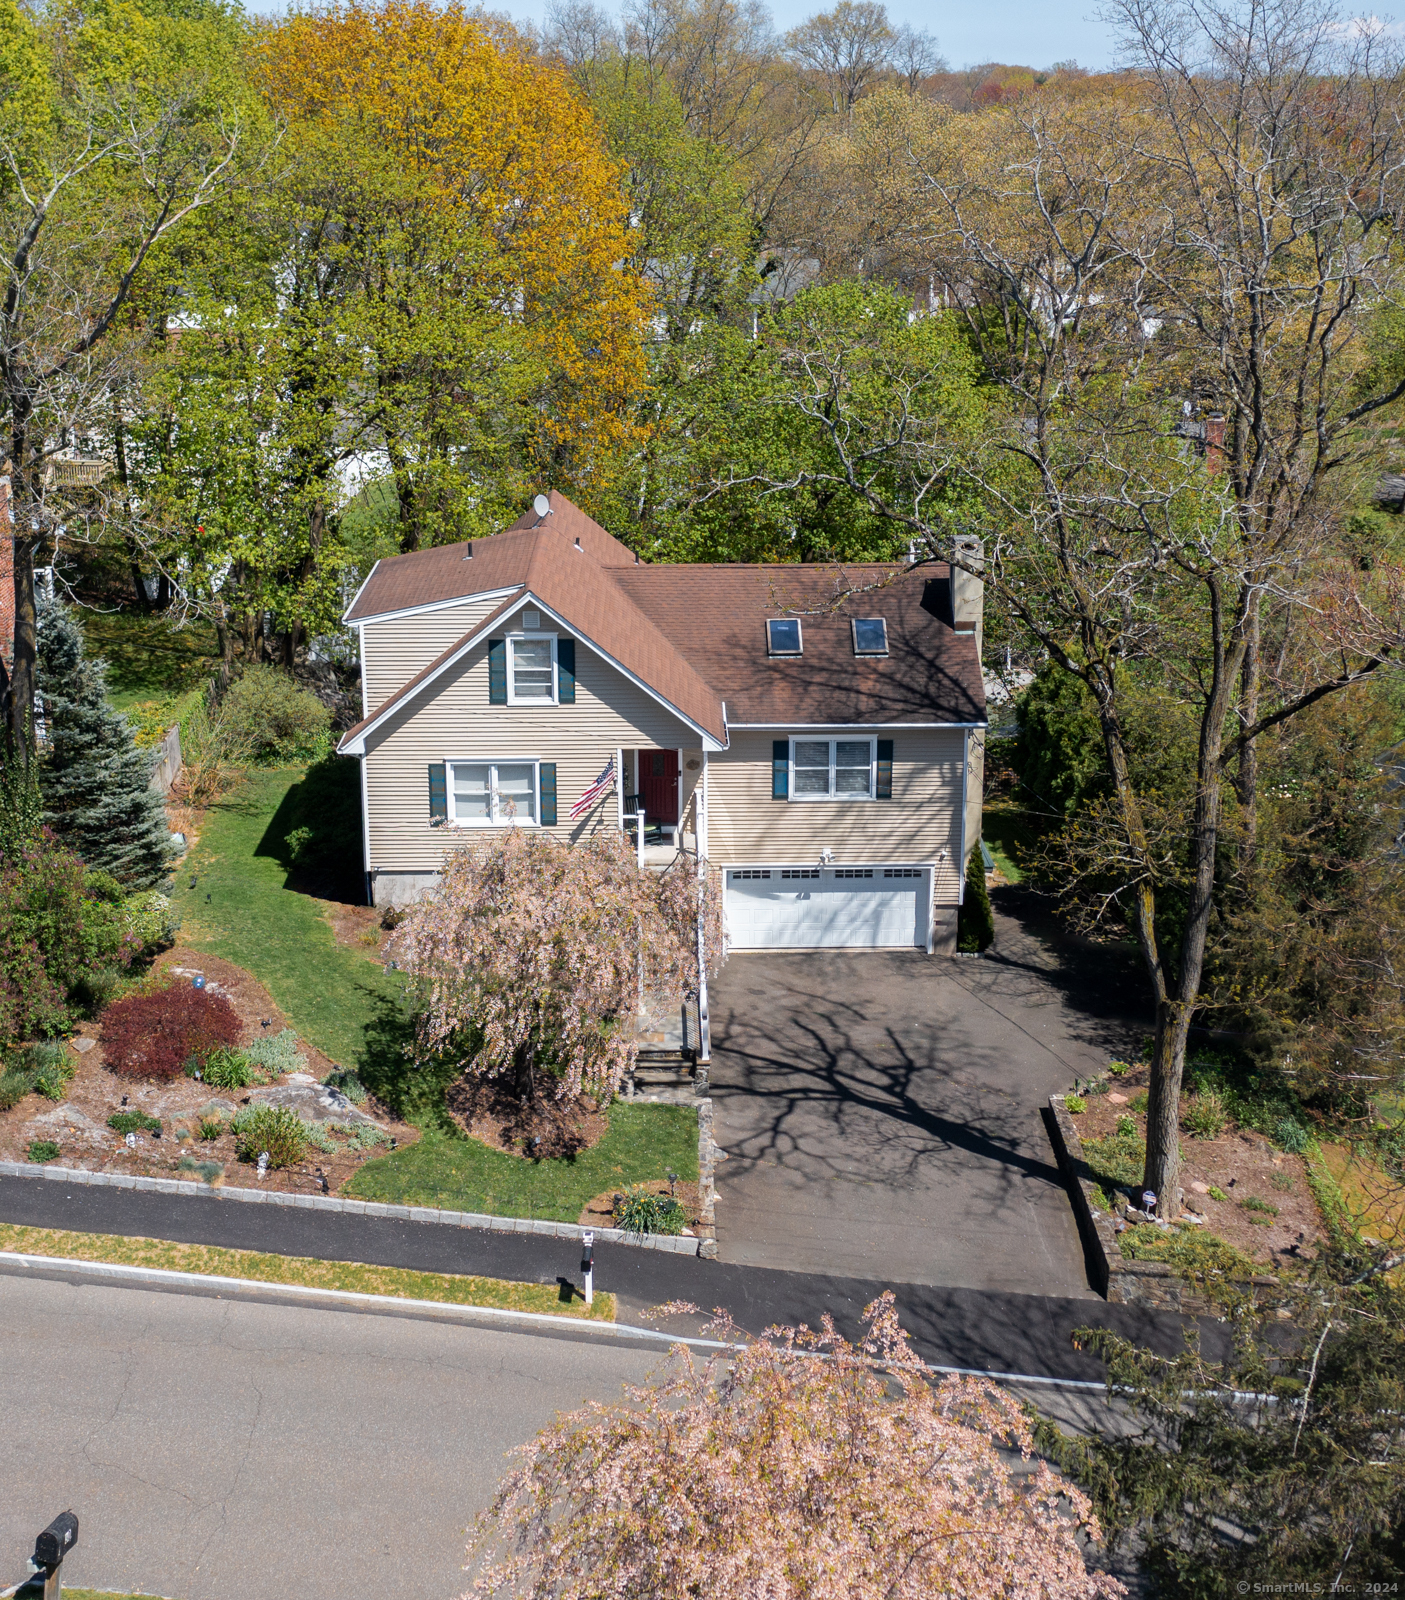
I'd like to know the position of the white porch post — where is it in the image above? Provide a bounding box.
[695,752,711,1080]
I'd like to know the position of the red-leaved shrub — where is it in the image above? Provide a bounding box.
[99,985,241,1081]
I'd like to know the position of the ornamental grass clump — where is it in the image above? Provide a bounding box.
[468,1291,1123,1599]
[100,986,240,1081]
[390,829,722,1103]
[233,1104,306,1168]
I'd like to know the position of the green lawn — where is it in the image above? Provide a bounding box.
[981,803,1044,884]
[174,768,698,1218]
[80,610,221,713]
[172,768,396,1069]
[346,1106,699,1221]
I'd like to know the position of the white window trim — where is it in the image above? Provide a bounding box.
[789,736,876,802]
[445,759,541,827]
[506,631,558,706]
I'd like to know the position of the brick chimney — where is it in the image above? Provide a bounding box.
[0,476,12,673]
[1203,414,1226,475]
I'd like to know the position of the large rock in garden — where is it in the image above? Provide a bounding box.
[246,1082,377,1128]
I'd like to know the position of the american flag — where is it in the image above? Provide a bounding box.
[570,756,616,820]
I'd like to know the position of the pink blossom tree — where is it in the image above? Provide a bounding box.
[465,1293,1125,1599]
[389,829,722,1102]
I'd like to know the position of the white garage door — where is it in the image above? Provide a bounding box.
[725,867,927,950]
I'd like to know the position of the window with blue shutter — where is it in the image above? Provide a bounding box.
[557,638,575,703]
[876,739,893,800]
[428,762,447,823]
[488,639,507,704]
[772,740,789,800]
[539,762,558,825]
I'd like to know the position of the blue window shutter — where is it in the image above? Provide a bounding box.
[876,739,893,800]
[772,740,789,800]
[488,639,507,704]
[428,762,447,822]
[539,763,557,825]
[557,638,575,703]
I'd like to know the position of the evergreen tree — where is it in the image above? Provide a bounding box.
[36,601,174,890]
[957,839,995,953]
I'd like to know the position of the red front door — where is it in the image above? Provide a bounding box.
[639,749,679,825]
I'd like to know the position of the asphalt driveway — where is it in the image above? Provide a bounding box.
[707,901,1147,1295]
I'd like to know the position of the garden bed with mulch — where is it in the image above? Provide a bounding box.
[0,947,415,1196]
[1066,1058,1326,1271]
[578,1177,703,1232]
[445,1076,610,1160]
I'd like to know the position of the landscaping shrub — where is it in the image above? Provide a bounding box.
[612,1185,687,1235]
[1208,1185,1228,1201]
[1115,1114,1137,1137]
[1181,1090,1227,1139]
[100,985,241,1081]
[198,1116,224,1141]
[0,836,173,1046]
[302,1120,336,1153]
[198,1047,252,1090]
[1064,1095,1087,1114]
[108,1110,162,1135]
[324,1067,367,1104]
[26,1139,60,1162]
[243,1028,304,1077]
[343,1121,390,1151]
[1081,1128,1147,1190]
[233,1104,306,1167]
[0,1068,34,1111]
[1274,1116,1310,1153]
[220,666,331,763]
[956,841,995,952]
[1118,1221,1258,1277]
[1128,1090,1150,1114]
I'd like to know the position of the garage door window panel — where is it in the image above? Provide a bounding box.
[790,737,875,801]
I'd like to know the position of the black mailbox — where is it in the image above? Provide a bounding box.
[33,1512,78,1569]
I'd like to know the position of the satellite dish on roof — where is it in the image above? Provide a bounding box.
[532,493,551,519]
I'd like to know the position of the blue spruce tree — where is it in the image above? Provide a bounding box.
[36,600,174,890]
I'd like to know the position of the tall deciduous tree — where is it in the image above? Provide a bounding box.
[467,1292,1124,1599]
[729,0,1405,1213]
[0,0,254,760]
[390,829,721,1103]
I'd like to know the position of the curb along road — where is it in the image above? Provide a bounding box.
[0,1160,711,1255]
[0,1172,1221,1382]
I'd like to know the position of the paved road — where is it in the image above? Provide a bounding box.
[707,905,1144,1291]
[0,1273,655,1600]
[0,1174,1212,1383]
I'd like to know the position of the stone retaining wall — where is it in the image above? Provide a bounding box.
[1047,1095,1276,1314]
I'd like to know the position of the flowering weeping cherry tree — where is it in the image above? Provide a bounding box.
[390,829,722,1102]
[465,1292,1124,1599]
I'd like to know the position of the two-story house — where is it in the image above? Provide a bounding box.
[336,492,987,954]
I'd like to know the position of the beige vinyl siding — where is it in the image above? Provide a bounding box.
[706,729,967,906]
[363,635,698,873]
[359,596,512,713]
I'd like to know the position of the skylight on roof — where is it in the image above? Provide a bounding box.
[767,618,802,655]
[852,618,888,655]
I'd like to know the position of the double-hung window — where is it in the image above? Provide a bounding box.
[508,634,556,703]
[791,738,874,800]
[448,761,538,825]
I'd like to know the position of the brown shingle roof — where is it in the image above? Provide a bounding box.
[338,494,984,753]
[614,564,985,726]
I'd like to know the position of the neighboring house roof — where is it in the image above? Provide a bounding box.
[338,493,985,755]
